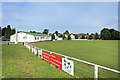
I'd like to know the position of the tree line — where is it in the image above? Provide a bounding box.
[1,25,120,40]
[51,30,100,40]
[51,29,120,40]
[100,28,120,40]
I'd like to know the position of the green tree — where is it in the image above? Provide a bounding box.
[75,34,78,39]
[89,35,93,40]
[109,29,115,34]
[81,35,85,39]
[4,25,11,38]
[94,33,99,39]
[10,28,15,35]
[119,32,120,40]
[68,34,71,40]
[111,30,119,40]
[43,29,49,34]
[100,28,111,40]
[91,33,94,35]
[55,31,58,36]
[30,31,33,33]
[59,34,63,38]
[63,30,69,34]
[2,27,6,36]
[85,36,88,39]
[51,34,55,40]
[33,31,36,33]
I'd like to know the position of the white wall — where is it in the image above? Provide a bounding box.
[57,38,63,40]
[71,34,75,39]
[65,34,68,38]
[10,34,16,42]
[17,32,34,42]
[10,32,51,42]
[54,34,58,39]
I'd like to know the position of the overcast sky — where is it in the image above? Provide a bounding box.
[2,2,118,34]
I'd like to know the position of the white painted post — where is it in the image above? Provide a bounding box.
[29,45,31,51]
[41,49,42,54]
[41,49,43,58]
[65,56,67,59]
[94,65,98,80]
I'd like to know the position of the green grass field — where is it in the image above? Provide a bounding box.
[2,40,119,78]
[29,40,118,78]
[30,40,118,70]
[2,44,73,78]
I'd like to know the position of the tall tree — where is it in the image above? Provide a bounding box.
[30,31,33,33]
[91,33,94,35]
[43,29,49,34]
[68,34,71,40]
[94,33,99,39]
[63,30,69,34]
[10,28,15,35]
[2,27,6,36]
[109,29,115,33]
[55,31,58,36]
[100,28,111,40]
[119,32,120,40]
[111,30,119,40]
[32,31,36,33]
[4,25,11,38]
[87,33,89,35]
[51,34,55,40]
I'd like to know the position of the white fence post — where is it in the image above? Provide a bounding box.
[41,49,42,53]
[41,49,43,58]
[94,65,98,80]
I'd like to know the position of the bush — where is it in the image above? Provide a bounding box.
[89,35,93,40]
[81,35,85,39]
[75,34,78,39]
[59,34,63,38]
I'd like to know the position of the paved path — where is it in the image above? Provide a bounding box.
[0,41,9,45]
[0,36,4,39]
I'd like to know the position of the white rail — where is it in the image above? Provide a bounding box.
[37,47,120,73]
[25,43,120,79]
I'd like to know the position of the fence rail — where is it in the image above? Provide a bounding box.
[24,42,120,79]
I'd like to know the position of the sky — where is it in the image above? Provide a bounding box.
[2,2,118,34]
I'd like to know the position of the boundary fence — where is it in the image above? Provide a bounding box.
[24,42,120,79]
